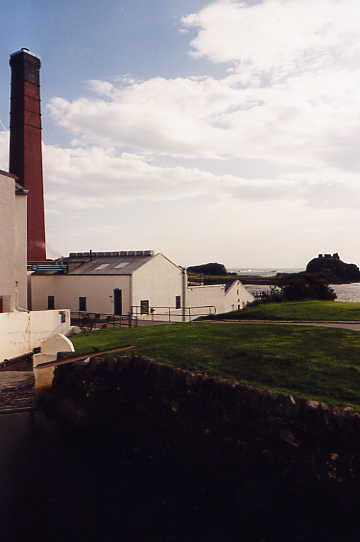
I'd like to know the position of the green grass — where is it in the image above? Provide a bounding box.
[70,322,360,410]
[209,300,360,321]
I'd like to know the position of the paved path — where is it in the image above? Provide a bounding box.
[200,319,360,332]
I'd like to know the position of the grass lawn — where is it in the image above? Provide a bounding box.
[208,300,360,321]
[70,322,360,410]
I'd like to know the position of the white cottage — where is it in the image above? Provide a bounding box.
[31,251,253,321]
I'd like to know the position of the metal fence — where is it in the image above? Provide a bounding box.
[131,305,216,323]
[71,305,217,330]
[71,312,137,331]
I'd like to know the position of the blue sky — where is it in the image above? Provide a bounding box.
[1,0,360,267]
[0,0,214,140]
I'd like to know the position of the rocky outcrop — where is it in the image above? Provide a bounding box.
[306,253,360,283]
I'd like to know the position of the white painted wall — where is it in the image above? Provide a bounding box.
[223,280,254,312]
[132,254,184,321]
[15,194,27,309]
[0,309,71,362]
[0,172,28,311]
[186,284,227,317]
[31,275,131,314]
[0,174,16,301]
[186,280,254,318]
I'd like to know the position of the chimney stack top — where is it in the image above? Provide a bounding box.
[10,48,41,60]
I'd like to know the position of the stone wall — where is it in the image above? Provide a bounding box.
[42,354,360,489]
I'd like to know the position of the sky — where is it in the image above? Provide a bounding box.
[1,0,360,268]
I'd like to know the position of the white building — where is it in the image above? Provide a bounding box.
[0,170,70,362]
[0,170,28,312]
[31,251,254,321]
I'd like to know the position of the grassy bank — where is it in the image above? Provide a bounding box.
[70,323,360,409]
[208,300,360,321]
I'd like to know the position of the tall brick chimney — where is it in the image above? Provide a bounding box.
[9,48,46,261]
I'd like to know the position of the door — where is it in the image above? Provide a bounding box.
[113,289,122,315]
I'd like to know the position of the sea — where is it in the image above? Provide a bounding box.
[230,267,360,302]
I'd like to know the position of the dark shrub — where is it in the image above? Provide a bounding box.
[279,275,336,301]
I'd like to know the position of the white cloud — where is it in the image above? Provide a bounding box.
[42,143,303,210]
[182,0,360,73]
[3,0,360,265]
[0,130,357,215]
[47,0,360,171]
[87,80,114,97]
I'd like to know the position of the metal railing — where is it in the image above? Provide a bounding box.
[131,305,216,323]
[70,305,217,330]
[71,312,137,331]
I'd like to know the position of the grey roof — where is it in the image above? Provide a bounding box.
[68,255,152,275]
[32,251,155,276]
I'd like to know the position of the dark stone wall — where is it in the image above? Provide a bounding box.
[41,355,360,488]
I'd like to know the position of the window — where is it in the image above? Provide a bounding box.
[48,296,55,310]
[95,263,110,271]
[79,297,87,312]
[59,311,66,323]
[176,296,181,309]
[140,300,150,314]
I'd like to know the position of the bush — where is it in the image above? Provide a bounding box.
[279,275,336,301]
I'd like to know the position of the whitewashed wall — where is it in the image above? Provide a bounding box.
[0,172,28,311]
[15,194,27,308]
[0,174,16,300]
[132,254,184,321]
[223,280,254,312]
[0,309,71,362]
[186,280,254,318]
[31,275,131,314]
[186,284,227,317]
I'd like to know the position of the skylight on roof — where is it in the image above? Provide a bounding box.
[95,263,110,270]
[114,262,129,269]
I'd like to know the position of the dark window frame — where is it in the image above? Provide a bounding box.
[48,296,55,310]
[140,300,150,315]
[79,297,87,312]
[176,295,181,309]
